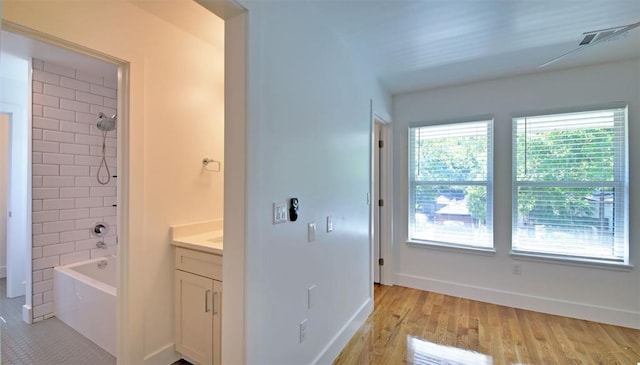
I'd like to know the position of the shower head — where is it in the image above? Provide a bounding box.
[97,112,116,132]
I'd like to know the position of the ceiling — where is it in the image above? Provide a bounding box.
[308,0,640,95]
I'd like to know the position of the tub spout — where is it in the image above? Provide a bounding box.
[96,241,107,249]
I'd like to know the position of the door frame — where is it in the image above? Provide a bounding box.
[372,111,393,286]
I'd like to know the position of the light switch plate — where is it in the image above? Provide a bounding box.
[308,222,316,242]
[326,216,333,232]
[273,202,287,224]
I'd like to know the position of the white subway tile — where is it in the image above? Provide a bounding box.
[33,58,44,70]
[75,197,103,208]
[60,165,89,176]
[33,223,43,235]
[60,76,90,92]
[42,153,74,165]
[42,130,74,143]
[89,84,117,98]
[89,186,116,197]
[75,238,98,251]
[42,242,75,257]
[103,196,117,206]
[43,106,75,122]
[42,176,75,187]
[33,93,59,108]
[33,293,43,307]
[103,97,117,109]
[90,206,116,218]
[33,140,59,153]
[33,69,60,85]
[32,188,59,200]
[33,211,60,225]
[43,84,75,99]
[76,70,103,85]
[32,152,43,164]
[60,250,90,266]
[33,256,59,270]
[75,177,101,187]
[103,76,117,89]
[75,217,97,230]
[60,229,90,242]
[60,187,90,198]
[33,117,59,131]
[76,90,103,105]
[106,137,117,148]
[59,208,90,220]
[60,120,90,134]
[42,220,76,233]
[76,111,97,124]
[33,247,43,260]
[33,233,59,247]
[102,216,118,227]
[33,270,43,283]
[33,104,43,117]
[32,129,43,141]
[43,291,54,304]
[33,280,53,295]
[33,200,43,212]
[43,268,54,280]
[33,302,54,318]
[75,155,102,166]
[33,80,44,93]
[75,134,102,146]
[43,61,75,78]
[60,98,90,113]
[33,164,59,176]
[42,198,74,210]
[32,176,43,188]
[91,245,116,258]
[60,143,90,155]
[90,104,116,117]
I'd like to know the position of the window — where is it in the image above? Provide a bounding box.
[409,120,493,249]
[512,107,628,263]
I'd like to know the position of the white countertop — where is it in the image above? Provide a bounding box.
[170,220,223,255]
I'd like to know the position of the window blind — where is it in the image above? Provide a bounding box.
[512,107,627,262]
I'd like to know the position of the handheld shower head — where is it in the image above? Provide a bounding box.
[97,112,116,132]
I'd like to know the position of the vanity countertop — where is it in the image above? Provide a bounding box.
[170,220,223,255]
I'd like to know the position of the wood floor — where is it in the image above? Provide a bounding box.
[333,284,640,365]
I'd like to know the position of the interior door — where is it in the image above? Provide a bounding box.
[373,123,382,283]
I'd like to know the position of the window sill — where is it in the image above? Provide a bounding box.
[510,251,633,272]
[407,240,496,256]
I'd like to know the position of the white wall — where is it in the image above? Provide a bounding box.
[2,1,224,362]
[31,58,118,322]
[0,50,30,300]
[237,1,391,363]
[393,59,640,329]
[0,113,8,278]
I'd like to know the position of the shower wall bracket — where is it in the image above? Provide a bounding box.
[202,158,221,172]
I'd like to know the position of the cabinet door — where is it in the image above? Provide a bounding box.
[212,280,222,365]
[175,270,213,365]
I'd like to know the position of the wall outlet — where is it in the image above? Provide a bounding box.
[513,263,521,275]
[299,318,308,343]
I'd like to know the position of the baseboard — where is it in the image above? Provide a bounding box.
[143,343,180,365]
[396,273,640,330]
[312,297,374,365]
[0,266,6,278]
[22,304,32,324]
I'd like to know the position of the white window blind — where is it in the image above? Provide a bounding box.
[512,107,628,262]
[409,120,493,248]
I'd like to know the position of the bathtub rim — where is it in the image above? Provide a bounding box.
[54,255,117,297]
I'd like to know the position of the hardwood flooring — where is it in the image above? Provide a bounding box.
[333,284,640,365]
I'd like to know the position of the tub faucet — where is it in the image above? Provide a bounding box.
[96,241,107,249]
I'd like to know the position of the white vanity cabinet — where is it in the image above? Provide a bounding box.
[174,247,222,365]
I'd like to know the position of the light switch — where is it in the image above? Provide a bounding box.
[308,222,316,242]
[273,202,287,224]
[327,216,333,233]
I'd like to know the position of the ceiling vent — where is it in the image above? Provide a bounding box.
[579,28,622,46]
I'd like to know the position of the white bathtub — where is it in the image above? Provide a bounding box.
[54,256,117,356]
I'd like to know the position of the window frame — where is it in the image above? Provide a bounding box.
[407,117,495,252]
[510,105,629,266]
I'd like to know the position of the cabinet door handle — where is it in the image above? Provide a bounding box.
[213,291,219,315]
[205,290,212,312]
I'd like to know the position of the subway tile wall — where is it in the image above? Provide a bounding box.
[31,58,117,322]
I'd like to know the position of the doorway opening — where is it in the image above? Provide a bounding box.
[373,115,392,285]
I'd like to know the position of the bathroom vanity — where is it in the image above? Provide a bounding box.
[171,221,223,365]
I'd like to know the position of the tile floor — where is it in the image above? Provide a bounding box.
[1,278,115,365]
